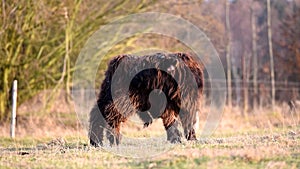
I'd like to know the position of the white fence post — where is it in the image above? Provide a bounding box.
[10,80,17,138]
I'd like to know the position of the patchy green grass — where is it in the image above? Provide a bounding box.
[0,127,299,169]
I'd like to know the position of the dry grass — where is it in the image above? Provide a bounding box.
[0,104,299,168]
[0,127,299,168]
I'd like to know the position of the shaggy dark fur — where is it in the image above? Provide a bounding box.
[89,52,203,146]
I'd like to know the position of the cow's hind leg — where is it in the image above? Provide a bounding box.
[179,110,197,141]
[161,110,182,143]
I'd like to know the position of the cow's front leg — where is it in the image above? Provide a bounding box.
[106,125,122,146]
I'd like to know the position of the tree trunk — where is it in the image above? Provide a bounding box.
[225,0,232,108]
[242,52,249,116]
[242,51,251,118]
[65,7,71,103]
[267,0,275,109]
[231,57,242,106]
[251,1,258,110]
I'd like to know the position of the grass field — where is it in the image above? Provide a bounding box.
[0,128,299,168]
[0,106,299,168]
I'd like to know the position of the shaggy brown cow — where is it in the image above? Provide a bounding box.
[89,52,203,146]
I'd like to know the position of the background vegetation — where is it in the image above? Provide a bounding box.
[1,0,299,121]
[0,0,157,120]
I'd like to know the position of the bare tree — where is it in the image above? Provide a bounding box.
[225,0,232,108]
[251,1,258,110]
[267,0,275,109]
[242,52,249,115]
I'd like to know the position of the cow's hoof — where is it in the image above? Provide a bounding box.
[143,120,153,128]
[186,129,197,141]
[90,139,103,147]
[169,135,182,144]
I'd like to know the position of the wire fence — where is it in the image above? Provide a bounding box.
[203,79,300,108]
